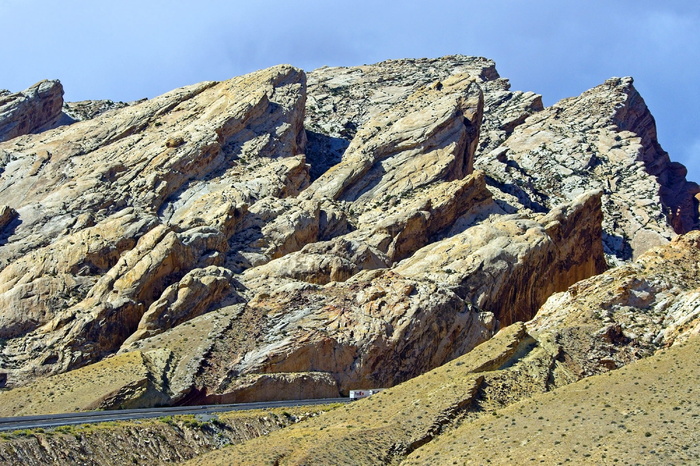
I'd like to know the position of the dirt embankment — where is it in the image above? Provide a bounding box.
[0,407,331,465]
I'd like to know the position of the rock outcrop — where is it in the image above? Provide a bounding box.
[304,56,498,180]
[394,189,606,325]
[0,80,65,142]
[528,229,700,376]
[0,64,308,386]
[204,188,603,398]
[476,77,700,261]
[303,72,482,204]
[0,55,697,414]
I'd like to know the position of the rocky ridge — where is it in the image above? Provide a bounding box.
[476,77,699,261]
[0,56,697,417]
[62,99,131,122]
[0,80,66,143]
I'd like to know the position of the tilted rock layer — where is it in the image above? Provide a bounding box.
[0,56,697,412]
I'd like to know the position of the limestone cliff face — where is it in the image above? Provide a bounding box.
[0,55,696,411]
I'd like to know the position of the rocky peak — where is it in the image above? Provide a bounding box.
[303,73,483,204]
[0,79,65,142]
[475,74,699,262]
[305,55,498,180]
[568,76,699,234]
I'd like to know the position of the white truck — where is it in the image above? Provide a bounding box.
[349,389,384,400]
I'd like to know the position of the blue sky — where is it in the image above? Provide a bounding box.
[1,0,698,182]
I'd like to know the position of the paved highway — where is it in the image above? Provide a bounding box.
[0,397,349,431]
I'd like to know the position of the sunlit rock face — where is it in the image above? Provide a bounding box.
[0,55,696,410]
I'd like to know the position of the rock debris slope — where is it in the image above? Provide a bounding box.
[0,56,697,413]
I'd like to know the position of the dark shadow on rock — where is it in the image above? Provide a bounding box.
[602,231,633,261]
[484,175,548,213]
[319,209,355,241]
[0,215,21,246]
[224,214,266,274]
[492,199,520,215]
[173,386,207,406]
[305,130,350,181]
[43,112,77,131]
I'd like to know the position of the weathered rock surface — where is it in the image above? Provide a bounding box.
[0,64,309,386]
[62,99,131,121]
[187,265,700,465]
[0,204,17,232]
[528,229,700,376]
[476,77,699,261]
[303,72,483,204]
[305,56,498,180]
[121,265,240,346]
[0,55,697,415]
[202,372,340,404]
[119,305,244,405]
[171,185,602,402]
[0,80,65,142]
[394,189,606,325]
[190,322,700,465]
[186,323,531,466]
[0,408,315,466]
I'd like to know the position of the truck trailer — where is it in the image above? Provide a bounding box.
[349,389,384,400]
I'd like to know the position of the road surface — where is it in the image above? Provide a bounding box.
[0,397,349,431]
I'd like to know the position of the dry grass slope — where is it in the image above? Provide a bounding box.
[404,335,700,465]
[0,351,160,416]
